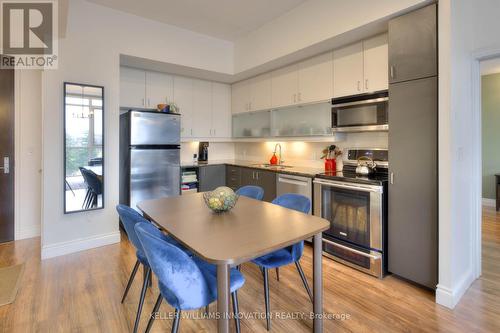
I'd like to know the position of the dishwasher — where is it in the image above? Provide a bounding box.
[276,174,313,214]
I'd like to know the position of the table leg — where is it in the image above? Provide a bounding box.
[313,233,323,333]
[217,264,230,333]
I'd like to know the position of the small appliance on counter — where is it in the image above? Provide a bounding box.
[198,142,209,163]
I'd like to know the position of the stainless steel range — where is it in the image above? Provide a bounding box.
[313,148,388,278]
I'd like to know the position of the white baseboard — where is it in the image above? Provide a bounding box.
[482,198,496,207]
[16,225,41,240]
[436,270,475,309]
[41,231,121,260]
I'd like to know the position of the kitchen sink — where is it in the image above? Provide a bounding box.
[251,163,293,169]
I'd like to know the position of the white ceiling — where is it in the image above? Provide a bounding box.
[86,0,307,41]
[481,58,500,76]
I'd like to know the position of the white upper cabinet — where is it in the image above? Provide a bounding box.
[120,67,146,108]
[211,82,231,138]
[173,76,194,138]
[249,73,272,111]
[145,71,173,108]
[333,34,388,98]
[231,80,251,114]
[298,52,333,103]
[192,79,212,138]
[271,64,299,108]
[363,34,389,93]
[333,42,364,98]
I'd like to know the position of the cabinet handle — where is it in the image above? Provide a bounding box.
[390,172,394,184]
[148,98,150,107]
[142,98,145,106]
[390,65,395,79]
[365,79,369,91]
[256,172,259,180]
[298,92,302,102]
[252,171,255,179]
[357,81,361,92]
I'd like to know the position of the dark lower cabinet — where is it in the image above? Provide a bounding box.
[225,166,277,202]
[199,165,226,192]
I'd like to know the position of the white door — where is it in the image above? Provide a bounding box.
[211,82,231,138]
[249,73,272,111]
[298,52,333,103]
[271,64,298,108]
[192,79,212,138]
[173,76,194,138]
[146,71,173,108]
[333,42,364,98]
[231,80,250,114]
[120,67,146,108]
[363,34,389,93]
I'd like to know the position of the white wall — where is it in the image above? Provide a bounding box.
[437,0,500,308]
[41,0,235,259]
[14,70,42,240]
[234,0,429,72]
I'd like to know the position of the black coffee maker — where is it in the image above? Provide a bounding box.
[198,142,209,163]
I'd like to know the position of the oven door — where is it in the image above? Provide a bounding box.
[313,179,383,251]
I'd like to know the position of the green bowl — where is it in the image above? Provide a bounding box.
[203,186,239,213]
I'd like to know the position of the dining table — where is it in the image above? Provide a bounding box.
[137,193,330,333]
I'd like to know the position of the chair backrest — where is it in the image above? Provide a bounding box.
[116,204,149,253]
[272,194,311,261]
[135,222,211,310]
[236,185,264,201]
[79,167,102,194]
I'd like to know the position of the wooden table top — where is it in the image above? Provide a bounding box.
[137,193,330,265]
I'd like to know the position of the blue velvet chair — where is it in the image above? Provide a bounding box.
[135,222,245,333]
[251,194,313,331]
[116,205,190,333]
[236,185,264,201]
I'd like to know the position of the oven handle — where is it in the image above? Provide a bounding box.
[323,238,380,260]
[314,179,383,193]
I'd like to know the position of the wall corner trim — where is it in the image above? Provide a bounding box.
[41,231,121,260]
[436,270,475,309]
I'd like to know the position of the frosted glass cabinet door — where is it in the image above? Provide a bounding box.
[271,103,332,137]
[232,111,271,138]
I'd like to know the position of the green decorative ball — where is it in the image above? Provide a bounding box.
[203,186,239,213]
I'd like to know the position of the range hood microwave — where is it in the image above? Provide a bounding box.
[331,91,388,133]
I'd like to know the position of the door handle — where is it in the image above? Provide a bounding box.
[365,79,369,91]
[357,81,361,91]
[0,157,10,174]
[390,172,394,184]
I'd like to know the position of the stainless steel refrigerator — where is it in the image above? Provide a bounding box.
[120,110,181,210]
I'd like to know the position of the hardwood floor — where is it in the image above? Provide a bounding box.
[0,208,499,332]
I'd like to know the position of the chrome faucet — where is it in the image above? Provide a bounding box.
[274,143,283,165]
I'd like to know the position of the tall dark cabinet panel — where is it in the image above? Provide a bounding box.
[388,3,438,289]
[388,4,437,84]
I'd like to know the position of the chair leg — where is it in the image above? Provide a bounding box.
[143,265,153,289]
[205,305,209,316]
[145,294,162,333]
[232,291,241,333]
[121,259,140,303]
[263,268,271,331]
[133,267,151,333]
[82,189,90,208]
[236,264,241,271]
[295,261,313,303]
[171,309,181,333]
[275,267,280,281]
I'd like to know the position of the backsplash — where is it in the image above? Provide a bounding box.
[181,132,388,168]
[234,132,389,169]
[181,142,235,163]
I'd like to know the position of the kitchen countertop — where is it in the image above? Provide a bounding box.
[181,160,324,178]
